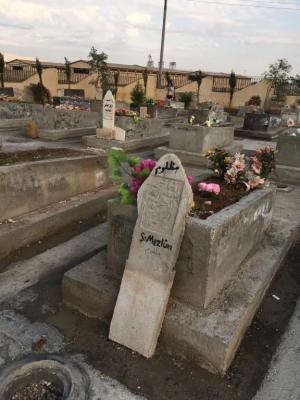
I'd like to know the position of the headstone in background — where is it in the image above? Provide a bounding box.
[103,90,115,131]
[140,106,148,119]
[244,113,270,131]
[96,90,125,140]
[109,154,193,357]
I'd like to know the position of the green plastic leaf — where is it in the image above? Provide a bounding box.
[138,167,150,178]
[107,148,128,181]
[118,183,136,204]
[127,156,140,167]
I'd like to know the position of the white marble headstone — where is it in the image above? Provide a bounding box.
[109,154,193,357]
[103,90,115,131]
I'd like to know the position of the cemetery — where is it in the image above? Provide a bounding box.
[0,69,299,400]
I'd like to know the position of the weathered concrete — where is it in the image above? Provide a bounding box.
[107,201,138,277]
[243,113,269,131]
[155,142,243,167]
[85,134,169,153]
[253,298,300,400]
[273,164,300,184]
[107,188,275,309]
[234,127,285,140]
[63,252,120,323]
[0,102,101,130]
[0,153,109,220]
[170,124,234,153]
[277,135,300,168]
[162,218,297,375]
[0,311,144,399]
[0,118,29,138]
[109,154,193,358]
[115,116,170,140]
[63,218,297,375]
[0,186,117,261]
[38,126,96,141]
[0,224,108,304]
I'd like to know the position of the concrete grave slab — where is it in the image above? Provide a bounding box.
[155,142,242,167]
[169,124,234,153]
[63,218,297,375]
[109,154,193,357]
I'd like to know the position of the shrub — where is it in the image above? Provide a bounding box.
[178,92,193,108]
[131,83,145,107]
[247,95,261,106]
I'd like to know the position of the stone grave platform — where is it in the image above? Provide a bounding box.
[271,135,300,184]
[62,218,297,375]
[235,112,285,140]
[234,127,285,141]
[155,142,242,167]
[85,134,170,153]
[155,123,242,166]
[38,126,97,141]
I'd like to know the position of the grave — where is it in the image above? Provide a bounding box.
[272,132,300,184]
[155,123,241,167]
[235,113,285,140]
[85,92,169,154]
[95,90,125,141]
[109,154,193,357]
[281,108,300,127]
[62,164,297,374]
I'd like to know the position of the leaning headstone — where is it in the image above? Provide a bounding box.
[96,90,125,140]
[140,106,148,119]
[109,154,193,357]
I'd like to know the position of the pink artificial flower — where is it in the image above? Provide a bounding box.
[251,156,263,175]
[287,118,295,127]
[198,182,208,191]
[140,159,156,171]
[133,166,142,174]
[198,182,220,195]
[207,183,221,195]
[187,175,193,185]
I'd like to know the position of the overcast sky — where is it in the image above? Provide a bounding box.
[0,0,300,76]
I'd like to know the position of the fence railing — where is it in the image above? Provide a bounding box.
[58,69,90,84]
[4,66,37,82]
[159,74,192,89]
[274,80,300,96]
[212,76,261,92]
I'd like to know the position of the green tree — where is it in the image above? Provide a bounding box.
[229,70,237,108]
[178,92,193,109]
[130,83,145,107]
[0,53,4,88]
[64,57,71,89]
[143,68,149,95]
[189,70,206,103]
[263,58,292,107]
[35,57,43,85]
[88,46,111,96]
[34,57,51,105]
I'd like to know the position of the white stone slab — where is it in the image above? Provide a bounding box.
[103,90,115,131]
[109,153,193,357]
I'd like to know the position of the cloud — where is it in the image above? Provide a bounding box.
[127,12,151,26]
[0,0,299,75]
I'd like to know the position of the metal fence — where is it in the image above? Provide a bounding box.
[4,66,37,82]
[212,76,261,92]
[274,80,300,96]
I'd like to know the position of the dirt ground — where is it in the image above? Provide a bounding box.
[0,148,86,166]
[14,230,300,400]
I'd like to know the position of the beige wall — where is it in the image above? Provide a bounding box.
[5,69,299,108]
